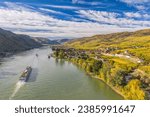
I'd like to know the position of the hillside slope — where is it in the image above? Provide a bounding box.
[0,28,41,55]
[66,29,150,49]
[33,37,60,45]
[65,29,150,63]
[56,39,70,44]
[63,29,150,99]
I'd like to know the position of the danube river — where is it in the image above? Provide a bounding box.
[0,47,123,100]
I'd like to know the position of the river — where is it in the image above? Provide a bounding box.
[0,47,123,100]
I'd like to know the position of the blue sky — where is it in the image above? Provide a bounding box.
[0,0,150,39]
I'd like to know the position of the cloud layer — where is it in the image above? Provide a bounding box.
[120,0,150,10]
[77,10,150,27]
[0,1,149,39]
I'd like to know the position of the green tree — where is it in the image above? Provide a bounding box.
[92,60,103,74]
[54,50,59,57]
[111,69,127,86]
[59,51,64,59]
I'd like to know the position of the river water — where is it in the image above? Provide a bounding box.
[0,47,123,100]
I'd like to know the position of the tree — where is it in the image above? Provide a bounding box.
[54,50,59,57]
[92,60,103,74]
[111,69,127,86]
[86,65,93,73]
[123,79,145,100]
[59,51,65,59]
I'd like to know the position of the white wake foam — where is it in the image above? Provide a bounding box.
[9,81,25,99]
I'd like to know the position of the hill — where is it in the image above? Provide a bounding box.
[0,28,41,57]
[33,37,60,45]
[55,29,150,99]
[56,39,70,44]
[65,29,150,63]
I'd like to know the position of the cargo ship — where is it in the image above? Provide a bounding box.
[19,66,32,82]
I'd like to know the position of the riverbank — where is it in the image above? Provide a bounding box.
[68,61,125,99]
[0,46,46,59]
[0,52,13,58]
[88,73,125,99]
[52,47,147,100]
[0,47,122,100]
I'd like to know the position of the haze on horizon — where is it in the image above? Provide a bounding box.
[0,0,150,39]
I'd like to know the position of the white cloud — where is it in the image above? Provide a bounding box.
[124,12,142,18]
[77,10,150,27]
[43,4,82,10]
[39,8,68,15]
[4,2,34,11]
[72,0,79,3]
[136,5,146,10]
[120,0,150,10]
[72,0,102,5]
[0,2,149,39]
[124,12,150,19]
[78,10,119,19]
[120,0,149,4]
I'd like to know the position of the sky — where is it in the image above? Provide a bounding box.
[0,0,150,39]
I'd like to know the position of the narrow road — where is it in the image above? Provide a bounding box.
[102,53,143,63]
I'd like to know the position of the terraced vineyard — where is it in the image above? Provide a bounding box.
[65,29,150,75]
[53,29,150,100]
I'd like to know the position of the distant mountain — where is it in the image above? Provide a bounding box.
[56,39,70,44]
[33,37,60,45]
[33,38,71,45]
[0,28,41,57]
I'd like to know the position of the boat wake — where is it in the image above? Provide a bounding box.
[9,56,39,99]
[9,81,25,100]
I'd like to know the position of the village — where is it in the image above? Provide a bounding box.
[51,45,150,99]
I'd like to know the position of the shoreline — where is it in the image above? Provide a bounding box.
[0,46,46,59]
[91,75,125,99]
[81,67,125,99]
[66,59,125,99]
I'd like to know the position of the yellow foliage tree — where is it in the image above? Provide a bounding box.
[123,79,145,100]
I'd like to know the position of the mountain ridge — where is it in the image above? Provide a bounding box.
[0,28,42,57]
[66,29,150,43]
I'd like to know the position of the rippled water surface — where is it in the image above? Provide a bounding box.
[0,47,123,100]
